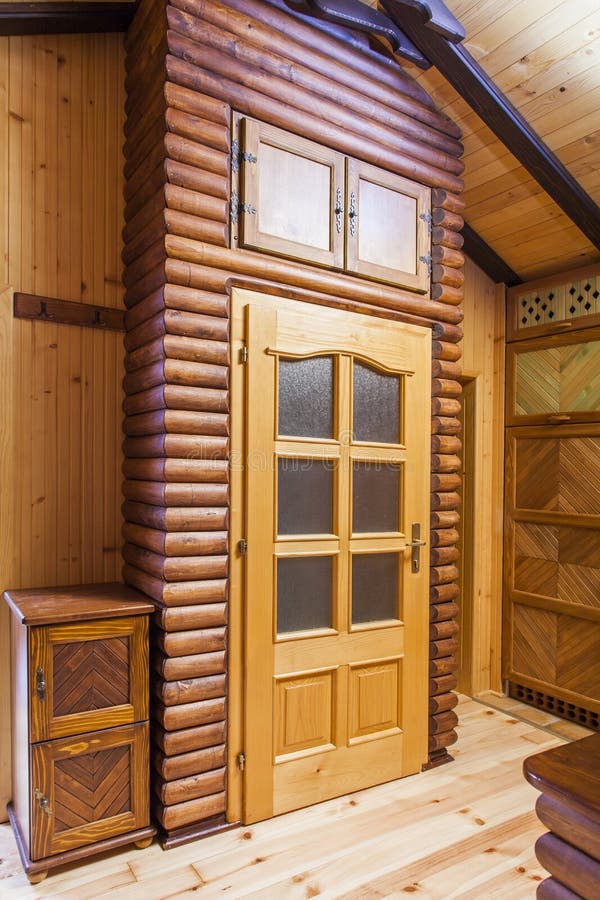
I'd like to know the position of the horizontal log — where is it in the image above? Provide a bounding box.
[432,398,462,417]
[123,363,165,395]
[431,473,461,493]
[432,451,462,472]
[430,545,460,566]
[155,650,226,681]
[165,208,229,247]
[165,106,230,153]
[166,156,230,197]
[123,501,228,532]
[123,564,228,606]
[156,767,226,805]
[431,359,462,380]
[430,510,460,530]
[123,385,229,416]
[429,619,459,641]
[165,183,228,223]
[155,674,226,707]
[430,637,459,658]
[155,696,225,730]
[431,283,464,305]
[431,415,461,436]
[431,492,461,511]
[124,336,165,372]
[431,245,465,269]
[432,341,462,363]
[124,543,228,582]
[432,226,464,251]
[432,264,464,289]
[123,481,228,508]
[430,583,460,604]
[155,598,228,629]
[123,434,229,459]
[165,80,230,126]
[165,284,228,316]
[429,601,459,623]
[165,54,464,194]
[431,189,466,214]
[432,208,464,232]
[153,744,226,781]
[431,435,462,455]
[431,527,460,548]
[155,791,225,830]
[430,564,460,585]
[164,237,464,325]
[167,10,464,171]
[124,238,167,289]
[155,721,226,757]
[125,311,228,351]
[124,159,166,225]
[123,523,228,558]
[123,409,229,437]
[123,458,228,483]
[156,628,226,658]
[535,832,600,899]
[165,359,229,389]
[429,656,458,678]
[428,729,458,753]
[429,673,458,696]
[429,692,459,715]
[124,190,165,252]
[124,259,167,310]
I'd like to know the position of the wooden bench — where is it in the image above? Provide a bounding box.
[524,733,600,899]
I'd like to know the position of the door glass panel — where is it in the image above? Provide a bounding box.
[352,553,399,624]
[279,356,334,439]
[278,458,333,535]
[358,179,417,274]
[352,461,400,533]
[515,340,600,416]
[353,361,400,444]
[277,556,333,634]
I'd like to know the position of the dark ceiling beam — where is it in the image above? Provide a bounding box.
[386,1,600,251]
[0,2,134,34]
[462,223,521,287]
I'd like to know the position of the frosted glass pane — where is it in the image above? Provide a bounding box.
[353,361,400,444]
[279,356,333,438]
[278,458,333,535]
[259,144,331,251]
[353,462,400,533]
[352,553,399,624]
[358,179,417,273]
[277,556,332,633]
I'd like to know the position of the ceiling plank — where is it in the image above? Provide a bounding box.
[0,2,134,34]
[461,222,522,286]
[389,2,600,251]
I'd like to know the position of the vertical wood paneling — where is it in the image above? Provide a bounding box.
[0,33,126,821]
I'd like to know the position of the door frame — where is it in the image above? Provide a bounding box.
[227,288,432,823]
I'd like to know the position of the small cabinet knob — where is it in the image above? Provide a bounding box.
[34,788,52,817]
[36,667,46,702]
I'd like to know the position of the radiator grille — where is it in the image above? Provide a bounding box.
[509,682,600,731]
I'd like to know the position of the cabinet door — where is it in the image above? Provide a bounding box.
[30,616,149,742]
[30,723,149,860]
[345,159,431,292]
[236,118,345,269]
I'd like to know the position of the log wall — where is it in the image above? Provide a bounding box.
[122,0,465,843]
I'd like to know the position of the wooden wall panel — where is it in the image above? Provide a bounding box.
[0,33,126,821]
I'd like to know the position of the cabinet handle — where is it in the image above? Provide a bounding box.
[547,414,572,424]
[36,667,46,702]
[34,788,52,817]
[334,187,344,234]
[348,191,357,236]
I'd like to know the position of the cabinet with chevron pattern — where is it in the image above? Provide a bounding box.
[4,583,156,883]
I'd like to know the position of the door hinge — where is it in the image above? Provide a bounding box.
[420,210,433,235]
[230,191,257,226]
[239,345,248,364]
[238,538,248,556]
[237,751,246,771]
[419,253,432,277]
[231,139,257,174]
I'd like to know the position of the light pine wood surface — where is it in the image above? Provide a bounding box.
[0,696,562,898]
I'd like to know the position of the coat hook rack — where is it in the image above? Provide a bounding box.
[14,293,125,331]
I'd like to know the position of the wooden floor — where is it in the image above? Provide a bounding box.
[0,697,564,899]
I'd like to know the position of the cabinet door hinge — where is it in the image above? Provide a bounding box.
[240,345,248,364]
[238,538,248,556]
[231,139,258,174]
[230,191,257,226]
[237,751,246,771]
[419,253,432,276]
[420,211,433,235]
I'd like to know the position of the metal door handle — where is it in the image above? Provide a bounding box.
[407,524,426,573]
[406,538,427,548]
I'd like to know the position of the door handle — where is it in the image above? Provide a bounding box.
[406,523,426,573]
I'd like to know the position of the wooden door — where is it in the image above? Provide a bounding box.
[234,290,430,824]
[345,159,431,292]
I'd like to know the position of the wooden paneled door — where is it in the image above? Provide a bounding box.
[230,290,431,824]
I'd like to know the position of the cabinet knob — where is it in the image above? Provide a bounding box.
[36,667,46,702]
[334,187,344,234]
[348,191,357,236]
[34,788,52,817]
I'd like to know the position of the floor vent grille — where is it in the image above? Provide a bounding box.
[509,682,600,732]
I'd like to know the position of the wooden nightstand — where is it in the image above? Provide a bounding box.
[4,583,156,883]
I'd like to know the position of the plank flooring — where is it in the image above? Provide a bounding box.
[0,697,564,898]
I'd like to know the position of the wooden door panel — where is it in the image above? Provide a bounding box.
[275,670,335,760]
[348,659,401,743]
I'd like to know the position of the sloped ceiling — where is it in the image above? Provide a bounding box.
[402,0,600,281]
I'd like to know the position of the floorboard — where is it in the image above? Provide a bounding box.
[0,697,563,898]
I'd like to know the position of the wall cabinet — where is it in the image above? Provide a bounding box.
[231,116,431,293]
[4,583,156,883]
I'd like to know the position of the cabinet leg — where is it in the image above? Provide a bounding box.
[27,870,48,884]
[134,837,153,850]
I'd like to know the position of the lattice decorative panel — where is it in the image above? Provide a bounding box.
[509,682,600,731]
[54,745,131,833]
[517,275,600,330]
[53,636,130,716]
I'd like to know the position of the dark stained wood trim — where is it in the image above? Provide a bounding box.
[388,3,600,251]
[14,293,125,331]
[462,223,522,287]
[0,2,134,34]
